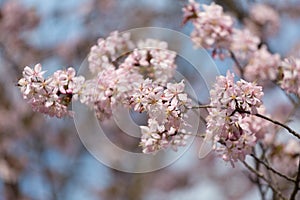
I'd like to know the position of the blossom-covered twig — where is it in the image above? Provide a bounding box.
[238,110,300,140]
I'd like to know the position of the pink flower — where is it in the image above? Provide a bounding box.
[140,119,169,154]
[22,63,45,82]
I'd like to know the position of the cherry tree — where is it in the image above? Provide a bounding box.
[4,0,300,199]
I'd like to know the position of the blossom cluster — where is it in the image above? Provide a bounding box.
[84,35,191,154]
[205,71,264,165]
[18,64,85,118]
[18,32,192,154]
[132,79,192,153]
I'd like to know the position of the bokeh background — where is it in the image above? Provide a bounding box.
[1,0,300,199]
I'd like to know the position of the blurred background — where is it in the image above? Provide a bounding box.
[1,0,300,199]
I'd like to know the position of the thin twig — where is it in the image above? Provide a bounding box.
[229,50,244,79]
[242,161,287,200]
[290,157,300,200]
[251,154,294,182]
[181,132,205,138]
[255,158,266,200]
[190,105,214,109]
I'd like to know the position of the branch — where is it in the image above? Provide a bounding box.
[190,105,215,109]
[254,155,267,200]
[229,50,244,79]
[251,154,294,182]
[242,161,287,200]
[290,157,300,200]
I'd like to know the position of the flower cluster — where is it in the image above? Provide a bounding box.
[88,31,134,73]
[18,64,85,118]
[205,71,264,165]
[244,45,281,82]
[132,79,192,153]
[230,29,261,61]
[183,1,234,56]
[247,3,280,38]
[279,57,300,96]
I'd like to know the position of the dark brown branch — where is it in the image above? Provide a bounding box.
[229,50,244,79]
